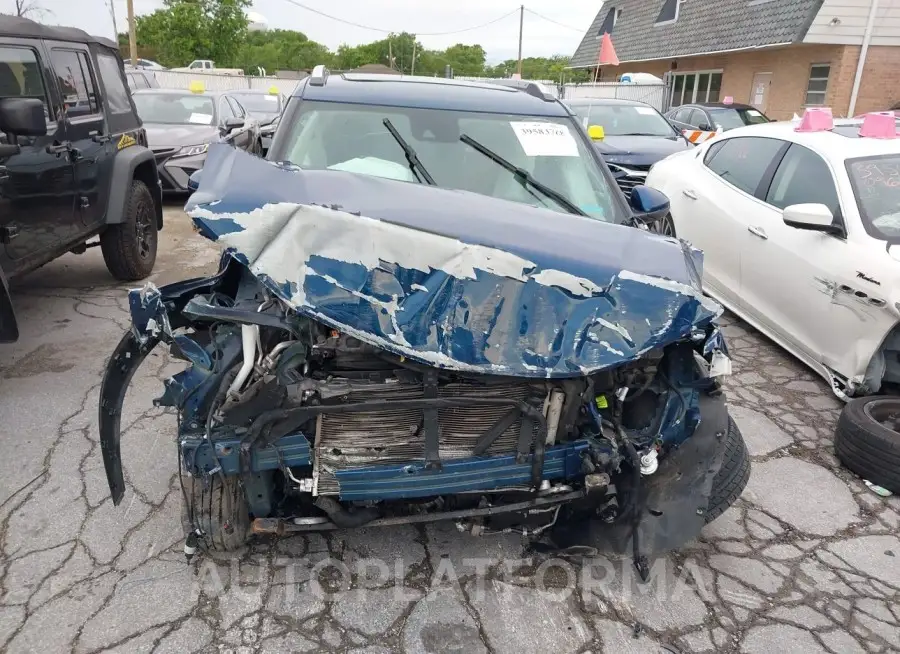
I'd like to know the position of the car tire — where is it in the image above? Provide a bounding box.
[834,396,900,494]
[705,416,751,522]
[181,473,251,552]
[101,179,158,281]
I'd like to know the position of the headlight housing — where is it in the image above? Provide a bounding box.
[177,143,209,157]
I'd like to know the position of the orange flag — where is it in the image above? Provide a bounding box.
[598,33,619,66]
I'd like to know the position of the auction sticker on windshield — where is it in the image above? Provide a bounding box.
[189,113,213,124]
[511,121,579,157]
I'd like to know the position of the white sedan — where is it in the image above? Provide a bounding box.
[645,114,900,399]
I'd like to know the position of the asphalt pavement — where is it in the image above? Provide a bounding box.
[0,204,898,654]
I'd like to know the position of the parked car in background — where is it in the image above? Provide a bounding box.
[646,110,900,404]
[124,68,159,90]
[567,98,692,197]
[666,102,771,143]
[0,16,163,343]
[171,59,244,76]
[123,57,165,70]
[102,67,749,574]
[132,85,261,192]
[228,88,286,155]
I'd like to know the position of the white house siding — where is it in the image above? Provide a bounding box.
[804,0,900,46]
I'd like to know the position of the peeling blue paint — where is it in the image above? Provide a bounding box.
[183,145,722,377]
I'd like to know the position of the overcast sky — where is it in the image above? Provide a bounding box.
[1,0,601,63]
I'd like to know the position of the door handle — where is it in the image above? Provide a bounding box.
[748,225,768,240]
[682,189,698,200]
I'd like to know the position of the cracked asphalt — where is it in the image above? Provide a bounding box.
[1,204,899,654]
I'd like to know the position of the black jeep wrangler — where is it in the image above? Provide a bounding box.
[0,16,163,343]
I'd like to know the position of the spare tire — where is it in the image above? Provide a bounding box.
[834,396,900,494]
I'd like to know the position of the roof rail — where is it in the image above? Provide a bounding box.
[309,64,329,87]
[795,107,833,132]
[859,111,897,139]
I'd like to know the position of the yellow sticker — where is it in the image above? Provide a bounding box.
[117,133,136,150]
[595,395,608,409]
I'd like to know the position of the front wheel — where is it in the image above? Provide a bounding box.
[181,473,251,552]
[705,416,751,522]
[100,179,158,281]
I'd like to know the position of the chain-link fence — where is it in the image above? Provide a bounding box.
[150,69,302,94]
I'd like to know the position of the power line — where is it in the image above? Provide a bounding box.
[523,8,584,32]
[278,0,521,36]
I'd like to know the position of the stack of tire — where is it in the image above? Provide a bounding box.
[835,397,900,495]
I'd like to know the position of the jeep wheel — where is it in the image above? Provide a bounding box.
[101,179,158,281]
[181,473,251,552]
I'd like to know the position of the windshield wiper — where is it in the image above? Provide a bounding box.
[459,134,588,217]
[383,118,436,185]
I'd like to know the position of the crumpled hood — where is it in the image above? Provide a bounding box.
[184,144,720,377]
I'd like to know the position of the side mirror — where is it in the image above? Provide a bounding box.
[222,117,244,133]
[783,203,841,234]
[0,98,46,137]
[587,125,605,141]
[629,185,671,225]
[187,169,203,192]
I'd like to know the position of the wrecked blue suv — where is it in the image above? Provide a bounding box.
[100,68,749,577]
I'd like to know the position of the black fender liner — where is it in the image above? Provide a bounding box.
[99,330,160,504]
[0,265,18,343]
[548,392,732,558]
[105,146,163,230]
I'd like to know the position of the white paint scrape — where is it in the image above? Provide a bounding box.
[189,202,605,301]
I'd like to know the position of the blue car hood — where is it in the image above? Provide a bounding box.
[184,145,721,378]
[595,135,692,167]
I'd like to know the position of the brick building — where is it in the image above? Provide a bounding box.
[569,0,900,120]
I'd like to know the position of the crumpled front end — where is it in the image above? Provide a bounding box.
[99,145,743,573]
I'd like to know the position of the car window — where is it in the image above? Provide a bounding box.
[218,97,234,120]
[96,53,131,115]
[50,49,99,118]
[132,92,215,125]
[691,110,712,130]
[569,103,677,137]
[766,144,840,216]
[846,155,900,240]
[703,140,727,165]
[0,45,50,120]
[274,100,621,223]
[226,97,245,118]
[125,73,136,90]
[673,107,693,124]
[704,136,785,195]
[708,107,770,130]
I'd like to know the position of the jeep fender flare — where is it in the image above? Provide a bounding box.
[0,264,18,343]
[105,146,163,230]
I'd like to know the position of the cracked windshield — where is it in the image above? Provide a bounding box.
[278,100,618,221]
[848,156,900,239]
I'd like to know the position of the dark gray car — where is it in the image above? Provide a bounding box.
[132,88,262,191]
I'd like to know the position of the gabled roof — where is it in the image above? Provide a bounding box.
[570,0,824,68]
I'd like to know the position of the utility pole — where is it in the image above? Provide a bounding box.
[108,0,118,41]
[126,0,137,64]
[388,39,393,70]
[411,38,417,75]
[516,4,523,78]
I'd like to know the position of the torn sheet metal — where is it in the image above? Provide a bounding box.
[184,145,721,377]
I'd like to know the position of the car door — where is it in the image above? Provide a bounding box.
[668,136,788,309]
[47,44,106,229]
[0,39,77,270]
[740,142,859,373]
[226,96,252,150]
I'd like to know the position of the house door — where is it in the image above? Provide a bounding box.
[750,72,772,113]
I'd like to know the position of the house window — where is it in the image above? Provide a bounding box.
[656,0,681,25]
[669,71,723,107]
[597,7,617,36]
[805,64,830,106]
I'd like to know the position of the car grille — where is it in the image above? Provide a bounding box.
[607,163,650,197]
